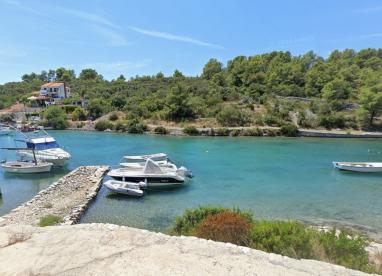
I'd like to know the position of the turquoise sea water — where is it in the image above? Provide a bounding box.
[1,131,382,235]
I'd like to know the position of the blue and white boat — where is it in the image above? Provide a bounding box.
[15,130,71,166]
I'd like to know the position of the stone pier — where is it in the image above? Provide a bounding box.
[0,166,109,226]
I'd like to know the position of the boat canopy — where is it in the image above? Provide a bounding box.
[143,159,164,174]
[123,153,167,160]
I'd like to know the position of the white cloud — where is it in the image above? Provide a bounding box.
[1,0,47,16]
[58,7,120,29]
[129,26,224,49]
[91,25,128,47]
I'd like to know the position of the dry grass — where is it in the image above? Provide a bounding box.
[371,251,382,274]
[5,229,32,247]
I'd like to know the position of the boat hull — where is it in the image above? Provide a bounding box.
[110,176,184,187]
[17,151,70,166]
[333,162,382,172]
[1,162,53,173]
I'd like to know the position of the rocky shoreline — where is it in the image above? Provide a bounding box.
[67,125,382,138]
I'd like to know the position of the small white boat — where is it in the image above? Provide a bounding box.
[333,162,382,172]
[1,161,53,173]
[103,180,144,197]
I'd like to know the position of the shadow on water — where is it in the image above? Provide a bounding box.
[2,166,71,181]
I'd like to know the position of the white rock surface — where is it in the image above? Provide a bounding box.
[0,224,373,276]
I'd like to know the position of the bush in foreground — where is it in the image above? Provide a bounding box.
[171,206,375,273]
[196,211,251,246]
[39,215,63,227]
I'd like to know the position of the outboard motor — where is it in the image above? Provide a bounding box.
[177,166,193,178]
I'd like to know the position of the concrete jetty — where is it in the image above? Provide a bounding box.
[0,166,109,226]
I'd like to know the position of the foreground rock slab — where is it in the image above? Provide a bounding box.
[0,224,372,276]
[0,166,109,226]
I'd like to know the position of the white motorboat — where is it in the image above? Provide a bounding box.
[108,158,186,188]
[15,130,71,166]
[119,153,193,178]
[333,162,382,172]
[1,147,53,173]
[1,161,53,173]
[103,180,144,197]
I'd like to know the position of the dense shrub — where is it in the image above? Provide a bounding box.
[264,114,283,127]
[214,128,230,136]
[196,211,251,246]
[318,114,346,129]
[171,206,375,273]
[126,118,148,134]
[280,124,299,137]
[114,120,128,132]
[242,128,263,136]
[264,128,280,136]
[43,106,68,130]
[154,126,168,134]
[171,206,252,236]
[183,126,200,135]
[95,119,114,131]
[230,129,242,136]
[217,105,251,127]
[71,107,87,121]
[109,111,119,121]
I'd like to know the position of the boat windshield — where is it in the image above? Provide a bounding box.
[26,141,60,150]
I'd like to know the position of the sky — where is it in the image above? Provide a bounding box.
[0,0,382,83]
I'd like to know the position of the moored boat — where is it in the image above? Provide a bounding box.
[119,153,193,177]
[15,130,71,166]
[108,158,186,188]
[103,180,144,197]
[333,162,382,172]
[1,161,53,173]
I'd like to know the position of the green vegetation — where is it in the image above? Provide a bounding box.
[280,123,299,137]
[71,107,87,121]
[94,119,113,131]
[38,215,63,227]
[154,126,168,134]
[43,106,68,129]
[171,206,376,274]
[2,48,382,131]
[183,126,200,135]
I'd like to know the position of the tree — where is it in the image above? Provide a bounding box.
[359,87,382,127]
[79,68,100,80]
[202,58,223,80]
[71,107,87,121]
[48,69,56,82]
[44,106,68,129]
[111,94,126,110]
[166,85,195,121]
[173,69,184,78]
[87,99,106,119]
[56,67,75,82]
[322,79,352,100]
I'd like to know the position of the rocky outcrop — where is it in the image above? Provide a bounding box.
[0,224,373,276]
[0,166,109,226]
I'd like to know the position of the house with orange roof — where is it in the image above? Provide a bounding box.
[39,82,71,105]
